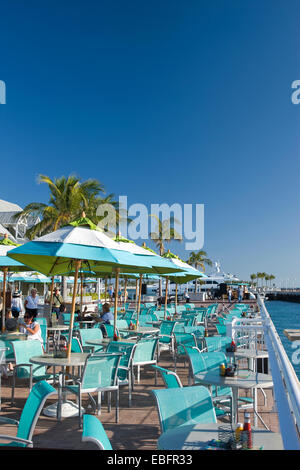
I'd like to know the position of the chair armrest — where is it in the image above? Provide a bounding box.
[0,417,19,426]
[0,434,33,446]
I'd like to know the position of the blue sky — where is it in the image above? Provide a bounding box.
[0,0,300,283]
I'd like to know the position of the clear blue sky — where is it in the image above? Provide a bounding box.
[0,0,300,284]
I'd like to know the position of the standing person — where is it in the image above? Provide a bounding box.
[108,285,113,301]
[228,287,232,303]
[237,285,243,303]
[24,288,39,319]
[11,289,24,317]
[184,288,190,303]
[52,287,64,319]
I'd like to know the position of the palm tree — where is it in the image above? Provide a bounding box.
[269,274,275,288]
[14,174,111,302]
[264,274,270,288]
[15,174,108,239]
[250,273,257,287]
[187,250,213,293]
[149,214,182,297]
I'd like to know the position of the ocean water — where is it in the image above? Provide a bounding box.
[265,300,300,380]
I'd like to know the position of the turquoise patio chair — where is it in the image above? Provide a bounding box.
[11,340,57,404]
[82,414,113,450]
[58,352,122,427]
[151,365,182,388]
[174,332,197,371]
[132,337,159,384]
[79,328,104,353]
[0,380,56,447]
[158,321,177,359]
[106,341,137,407]
[151,385,217,433]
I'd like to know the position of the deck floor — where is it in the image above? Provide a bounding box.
[0,347,280,450]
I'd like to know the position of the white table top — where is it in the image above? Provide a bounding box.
[195,370,273,390]
[157,422,284,450]
[30,353,89,367]
[47,325,69,331]
[86,338,136,346]
[119,327,159,334]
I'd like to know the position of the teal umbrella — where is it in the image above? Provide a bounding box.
[8,217,181,353]
[162,250,207,316]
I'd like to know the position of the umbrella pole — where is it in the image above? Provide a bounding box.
[49,276,55,326]
[135,279,138,311]
[67,260,81,359]
[175,283,178,315]
[104,277,107,303]
[164,276,169,320]
[113,268,120,338]
[136,274,143,329]
[124,277,128,311]
[80,272,83,314]
[1,268,7,333]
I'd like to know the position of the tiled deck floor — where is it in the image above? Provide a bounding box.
[0,348,280,450]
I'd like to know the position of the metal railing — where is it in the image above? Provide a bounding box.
[258,295,300,450]
[226,297,300,448]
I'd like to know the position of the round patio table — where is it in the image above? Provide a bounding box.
[86,338,137,347]
[30,353,89,418]
[227,348,269,374]
[119,326,159,335]
[194,370,273,424]
[157,422,283,450]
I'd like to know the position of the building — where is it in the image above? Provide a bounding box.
[0,199,39,242]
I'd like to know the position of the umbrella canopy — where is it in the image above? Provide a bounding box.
[7,218,182,354]
[162,251,207,283]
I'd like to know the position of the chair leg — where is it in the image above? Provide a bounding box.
[116,388,119,423]
[128,373,132,407]
[11,370,16,405]
[97,392,102,415]
[108,391,111,413]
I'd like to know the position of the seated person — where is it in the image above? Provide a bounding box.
[95,303,114,325]
[19,311,43,345]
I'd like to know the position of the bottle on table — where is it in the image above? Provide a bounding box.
[243,412,253,449]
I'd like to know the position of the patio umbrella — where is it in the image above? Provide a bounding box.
[162,250,207,316]
[0,235,30,332]
[8,217,181,355]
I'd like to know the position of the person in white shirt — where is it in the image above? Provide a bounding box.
[19,311,43,345]
[24,288,39,318]
[11,289,24,317]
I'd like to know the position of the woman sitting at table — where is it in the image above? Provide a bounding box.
[19,311,43,346]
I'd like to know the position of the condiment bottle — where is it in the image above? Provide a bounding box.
[219,363,226,376]
[235,423,243,444]
[204,327,209,337]
[231,339,236,352]
[243,412,253,449]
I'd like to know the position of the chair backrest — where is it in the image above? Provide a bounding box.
[79,328,103,348]
[39,324,47,350]
[12,340,46,378]
[81,353,122,390]
[101,324,115,338]
[71,336,83,353]
[152,365,182,388]
[184,345,207,376]
[36,317,48,326]
[17,380,56,443]
[0,338,14,361]
[151,385,217,433]
[61,313,72,324]
[82,414,113,450]
[174,333,197,356]
[115,319,129,330]
[132,337,158,365]
[205,336,231,352]
[159,321,177,343]
[106,341,136,381]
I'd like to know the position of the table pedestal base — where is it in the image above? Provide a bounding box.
[43,400,85,418]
